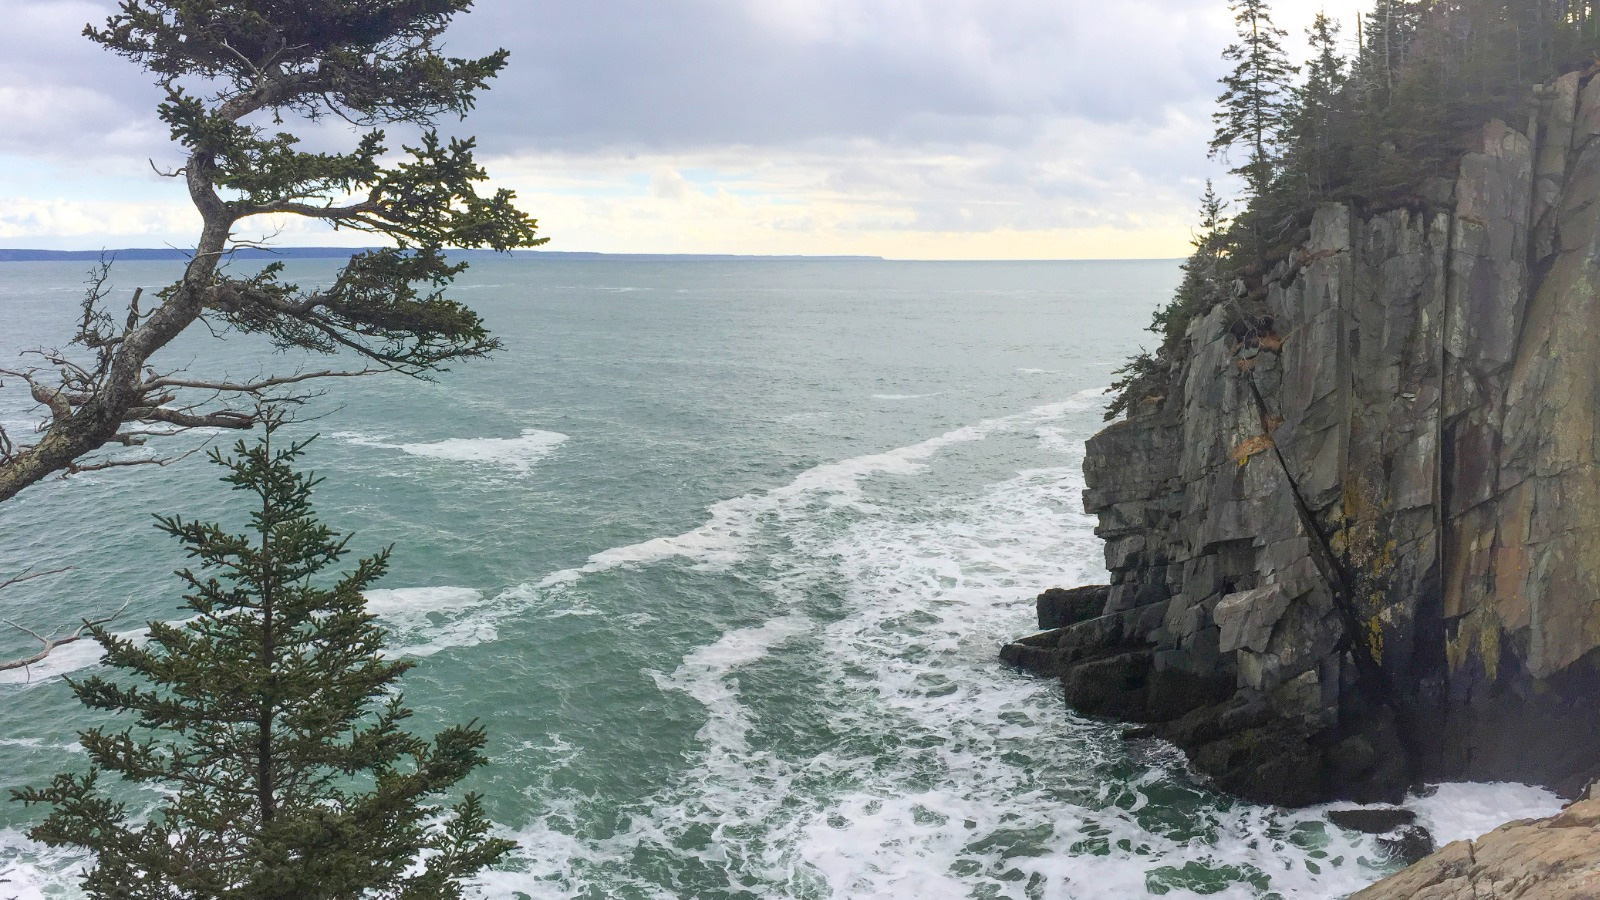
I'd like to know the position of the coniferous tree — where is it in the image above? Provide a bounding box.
[1106,183,1230,420]
[0,0,547,505]
[13,426,512,899]
[1286,13,1351,199]
[1210,0,1299,200]
[1109,0,1600,420]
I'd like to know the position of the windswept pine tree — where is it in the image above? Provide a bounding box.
[13,426,512,899]
[1210,0,1299,201]
[0,0,547,505]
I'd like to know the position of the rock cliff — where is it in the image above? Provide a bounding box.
[1006,70,1600,807]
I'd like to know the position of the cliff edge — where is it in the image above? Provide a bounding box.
[1006,70,1600,807]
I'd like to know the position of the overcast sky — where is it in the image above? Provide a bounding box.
[0,0,1357,259]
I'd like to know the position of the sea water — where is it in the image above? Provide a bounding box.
[0,259,1560,898]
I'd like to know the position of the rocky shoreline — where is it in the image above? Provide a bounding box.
[1354,791,1600,898]
[1003,66,1600,896]
[1006,68,1600,808]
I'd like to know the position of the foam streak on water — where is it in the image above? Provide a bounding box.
[538,392,1104,590]
[473,425,1386,897]
[335,428,568,474]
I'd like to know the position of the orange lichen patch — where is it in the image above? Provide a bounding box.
[1236,357,1257,372]
[1232,434,1275,466]
[1264,414,1285,433]
[1258,333,1284,352]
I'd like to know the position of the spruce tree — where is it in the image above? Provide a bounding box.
[1286,13,1350,199]
[13,426,512,899]
[1106,183,1230,420]
[1210,0,1299,200]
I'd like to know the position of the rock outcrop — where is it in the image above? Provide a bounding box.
[1352,796,1600,899]
[1006,70,1600,806]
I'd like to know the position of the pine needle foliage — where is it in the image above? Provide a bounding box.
[13,425,512,899]
[0,0,550,504]
[1106,183,1230,421]
[1211,0,1300,200]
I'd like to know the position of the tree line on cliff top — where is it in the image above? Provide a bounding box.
[1107,0,1600,420]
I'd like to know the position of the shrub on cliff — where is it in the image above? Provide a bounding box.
[12,425,511,899]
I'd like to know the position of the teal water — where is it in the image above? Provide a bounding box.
[0,259,1558,898]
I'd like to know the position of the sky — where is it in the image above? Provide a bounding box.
[0,0,1359,259]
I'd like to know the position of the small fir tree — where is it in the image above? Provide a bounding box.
[1106,183,1230,420]
[13,426,512,899]
[1285,13,1350,199]
[1210,0,1299,200]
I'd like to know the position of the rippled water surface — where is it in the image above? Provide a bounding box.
[0,259,1559,898]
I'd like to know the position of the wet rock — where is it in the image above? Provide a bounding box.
[1353,799,1600,899]
[1328,808,1418,834]
[1036,585,1109,630]
[1378,825,1437,866]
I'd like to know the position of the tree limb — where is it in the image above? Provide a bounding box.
[0,600,130,678]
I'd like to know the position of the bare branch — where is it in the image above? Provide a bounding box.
[143,368,393,394]
[0,600,131,679]
[237,199,383,221]
[65,446,204,476]
[0,566,73,594]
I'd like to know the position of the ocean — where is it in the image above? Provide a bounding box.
[0,258,1559,898]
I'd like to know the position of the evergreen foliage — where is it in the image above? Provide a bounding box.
[0,0,548,504]
[13,426,512,899]
[1211,0,1300,200]
[1107,0,1600,421]
[1106,183,1230,420]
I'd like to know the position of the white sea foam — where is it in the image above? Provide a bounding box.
[0,587,512,688]
[537,395,1098,589]
[491,433,1517,897]
[651,613,812,753]
[362,586,502,658]
[0,829,89,900]
[0,621,148,688]
[1406,781,1562,845]
[336,428,568,474]
[1035,425,1079,455]
[871,392,940,400]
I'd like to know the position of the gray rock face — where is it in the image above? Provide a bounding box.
[1005,70,1600,806]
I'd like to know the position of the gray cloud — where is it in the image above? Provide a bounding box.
[0,0,1351,253]
[453,0,1236,154]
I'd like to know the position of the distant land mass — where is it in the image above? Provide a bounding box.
[0,248,884,263]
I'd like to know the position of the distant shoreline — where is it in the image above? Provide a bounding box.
[0,248,1178,263]
[0,248,886,263]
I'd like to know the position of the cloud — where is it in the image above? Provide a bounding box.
[0,0,1368,256]
[0,197,197,241]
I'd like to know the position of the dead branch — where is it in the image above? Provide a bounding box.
[142,367,392,394]
[0,566,73,593]
[0,599,131,679]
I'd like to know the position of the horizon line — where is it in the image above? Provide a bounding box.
[0,246,1183,264]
